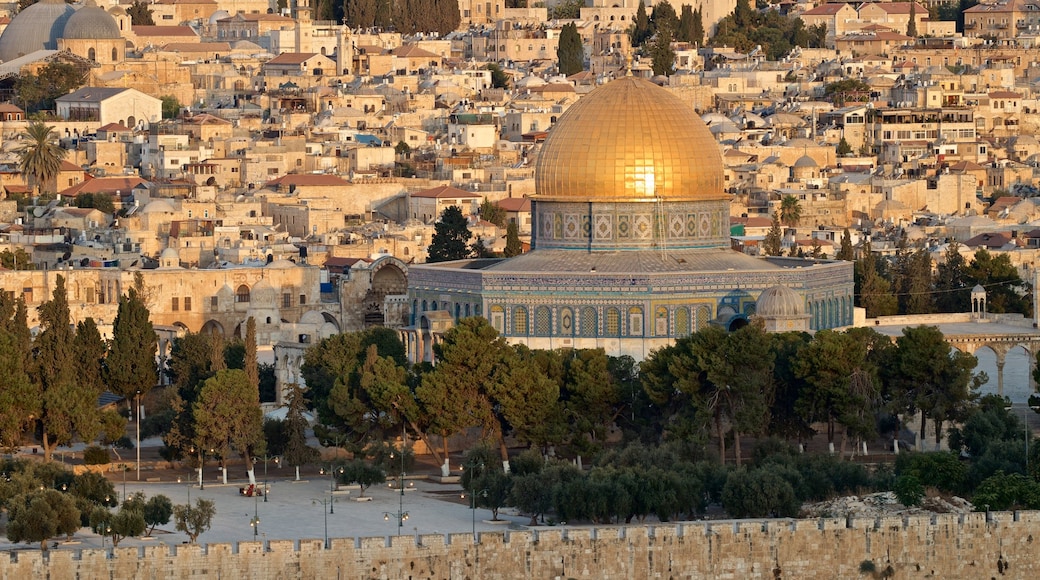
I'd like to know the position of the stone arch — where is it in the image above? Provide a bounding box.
[321,312,340,332]
[200,319,224,336]
[364,257,407,327]
[236,284,250,303]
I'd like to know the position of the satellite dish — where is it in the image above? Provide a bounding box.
[33,207,45,218]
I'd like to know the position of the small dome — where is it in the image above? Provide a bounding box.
[63,2,121,40]
[756,285,805,318]
[794,155,818,168]
[267,259,296,269]
[0,0,76,62]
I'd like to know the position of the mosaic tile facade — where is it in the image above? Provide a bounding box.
[533,200,730,250]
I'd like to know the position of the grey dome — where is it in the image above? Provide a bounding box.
[209,10,231,25]
[756,285,805,317]
[793,154,818,168]
[0,0,76,62]
[63,4,121,40]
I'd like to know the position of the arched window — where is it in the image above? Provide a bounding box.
[655,306,668,335]
[236,285,250,303]
[629,307,644,336]
[490,305,505,333]
[88,48,96,61]
[605,308,621,336]
[534,306,551,335]
[455,303,461,319]
[112,47,118,61]
[675,307,690,337]
[580,307,597,337]
[513,307,528,335]
[695,305,711,330]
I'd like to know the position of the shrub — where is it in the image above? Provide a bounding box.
[83,446,110,465]
[721,467,799,518]
[893,475,924,507]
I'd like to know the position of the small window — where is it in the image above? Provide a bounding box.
[283,293,292,308]
[172,297,179,311]
[210,296,218,309]
[299,294,307,305]
[184,297,191,311]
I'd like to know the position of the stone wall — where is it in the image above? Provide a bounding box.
[4,512,1040,578]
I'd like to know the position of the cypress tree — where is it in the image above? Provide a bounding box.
[106,285,158,405]
[907,2,918,37]
[557,22,584,76]
[632,0,651,46]
[504,222,523,257]
[245,317,259,398]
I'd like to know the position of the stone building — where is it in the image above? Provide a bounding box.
[404,77,854,362]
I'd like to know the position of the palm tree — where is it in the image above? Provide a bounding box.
[17,121,67,194]
[779,195,802,229]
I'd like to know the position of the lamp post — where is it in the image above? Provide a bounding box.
[311,498,333,548]
[384,422,409,535]
[1007,404,1039,474]
[262,455,279,503]
[135,389,141,481]
[462,459,486,540]
[319,465,344,513]
[250,493,260,539]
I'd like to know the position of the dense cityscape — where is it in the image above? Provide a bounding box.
[3,0,1040,576]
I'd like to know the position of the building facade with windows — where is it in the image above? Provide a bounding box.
[403,77,854,362]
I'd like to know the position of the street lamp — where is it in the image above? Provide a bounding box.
[311,498,333,548]
[262,455,280,503]
[319,465,344,513]
[250,493,260,539]
[384,422,409,535]
[1007,404,1039,475]
[135,389,142,481]
[462,459,486,540]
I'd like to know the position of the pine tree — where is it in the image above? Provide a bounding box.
[106,285,158,408]
[557,22,584,76]
[763,211,783,256]
[282,383,319,480]
[837,137,853,156]
[427,206,473,263]
[504,222,523,257]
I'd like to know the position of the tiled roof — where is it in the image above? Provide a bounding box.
[264,174,350,187]
[411,185,481,199]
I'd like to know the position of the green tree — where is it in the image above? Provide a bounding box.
[779,195,802,229]
[677,5,699,44]
[823,79,871,106]
[105,284,157,419]
[15,61,89,114]
[856,240,898,317]
[172,498,216,543]
[6,489,80,550]
[17,121,67,194]
[470,235,493,258]
[244,317,259,393]
[907,2,918,37]
[891,326,982,450]
[344,0,376,28]
[836,137,853,156]
[649,28,676,76]
[650,2,679,36]
[504,221,523,257]
[0,294,36,450]
[281,383,320,480]
[427,205,472,262]
[160,95,180,119]
[934,243,970,312]
[966,249,1031,316]
[486,63,510,89]
[836,228,854,261]
[143,494,173,536]
[91,503,145,547]
[33,275,100,461]
[548,0,584,19]
[763,211,783,256]
[557,22,584,76]
[74,192,115,216]
[721,466,799,518]
[193,370,265,484]
[127,0,155,25]
[631,0,652,46]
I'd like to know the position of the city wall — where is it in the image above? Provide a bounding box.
[3,512,1040,579]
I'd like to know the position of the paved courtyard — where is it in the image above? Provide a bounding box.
[0,471,531,552]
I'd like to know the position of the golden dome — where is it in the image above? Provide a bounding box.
[534,77,725,202]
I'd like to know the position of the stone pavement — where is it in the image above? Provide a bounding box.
[0,473,531,552]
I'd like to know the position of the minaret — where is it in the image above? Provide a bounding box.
[293,0,313,53]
